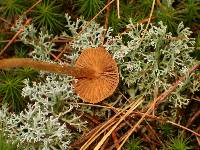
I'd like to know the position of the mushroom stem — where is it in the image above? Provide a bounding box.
[0,58,96,78]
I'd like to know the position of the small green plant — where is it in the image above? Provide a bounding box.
[181,0,200,26]
[15,68,38,80]
[156,5,182,33]
[0,133,19,150]
[0,71,25,112]
[0,68,37,112]
[126,137,142,150]
[0,0,26,21]
[160,124,174,138]
[137,0,153,16]
[166,133,193,150]
[32,0,65,33]
[107,7,124,33]
[76,0,103,20]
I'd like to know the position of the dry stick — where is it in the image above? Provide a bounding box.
[0,40,20,43]
[167,120,200,137]
[0,17,11,25]
[105,102,200,137]
[140,0,156,42]
[117,64,200,150]
[0,0,42,55]
[109,105,200,137]
[186,109,200,128]
[111,130,120,149]
[0,18,32,56]
[196,125,200,146]
[107,124,142,150]
[80,97,143,150]
[19,0,42,19]
[71,100,200,136]
[132,112,200,137]
[70,124,103,148]
[145,122,163,145]
[75,110,101,125]
[104,0,111,31]
[116,0,120,19]
[70,101,200,141]
[93,97,144,150]
[0,58,96,79]
[100,136,110,150]
[68,104,200,149]
[48,51,62,62]
[54,44,71,61]
[80,118,118,150]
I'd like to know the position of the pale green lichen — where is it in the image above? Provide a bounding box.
[0,15,199,149]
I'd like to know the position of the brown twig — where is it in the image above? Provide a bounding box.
[116,0,120,19]
[196,125,200,146]
[0,17,11,25]
[111,131,120,149]
[146,122,163,145]
[186,109,200,128]
[19,0,42,19]
[75,110,101,126]
[105,0,111,31]
[0,18,32,56]
[100,136,110,150]
[93,97,144,150]
[140,0,156,43]
[167,120,200,137]
[0,39,20,43]
[72,99,200,149]
[48,51,62,62]
[54,44,71,61]
[107,124,142,150]
[70,124,103,148]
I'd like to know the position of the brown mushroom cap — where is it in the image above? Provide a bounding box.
[74,47,119,103]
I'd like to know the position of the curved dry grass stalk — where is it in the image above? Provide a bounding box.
[80,118,118,150]
[93,97,144,150]
[80,96,144,150]
[167,121,200,137]
[116,0,120,19]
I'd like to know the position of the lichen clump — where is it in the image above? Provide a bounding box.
[0,15,199,149]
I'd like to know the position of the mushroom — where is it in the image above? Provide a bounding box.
[0,47,119,103]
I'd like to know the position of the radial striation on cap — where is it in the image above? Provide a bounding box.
[74,47,119,103]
